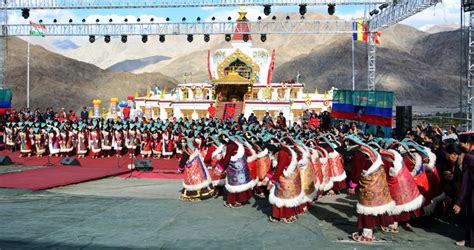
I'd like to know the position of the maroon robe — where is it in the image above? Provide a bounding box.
[456,153,474,247]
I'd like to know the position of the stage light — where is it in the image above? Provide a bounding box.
[379,3,389,10]
[212,17,216,21]
[263,5,271,16]
[89,35,95,43]
[95,19,99,23]
[258,16,262,21]
[121,35,127,43]
[82,19,86,23]
[159,35,166,43]
[228,16,232,21]
[142,35,148,43]
[225,34,231,42]
[243,34,249,42]
[104,35,111,43]
[69,19,73,23]
[150,18,154,22]
[137,18,141,22]
[124,18,128,22]
[21,8,29,19]
[187,34,193,43]
[204,34,210,43]
[260,34,267,42]
[53,19,58,23]
[369,9,380,16]
[182,17,186,22]
[272,16,276,20]
[299,4,307,16]
[39,19,43,23]
[166,17,170,21]
[109,19,113,22]
[197,17,201,22]
[286,16,290,20]
[328,4,336,15]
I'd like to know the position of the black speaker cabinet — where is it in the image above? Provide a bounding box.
[61,157,81,166]
[0,155,12,165]
[134,160,153,172]
[396,106,412,137]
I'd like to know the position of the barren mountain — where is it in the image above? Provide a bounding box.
[6,37,177,111]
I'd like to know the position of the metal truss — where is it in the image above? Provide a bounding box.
[368,0,441,32]
[2,20,355,36]
[3,0,392,10]
[468,12,474,131]
[367,33,376,91]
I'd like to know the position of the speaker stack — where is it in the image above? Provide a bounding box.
[61,157,81,166]
[134,160,153,172]
[396,106,412,138]
[0,155,12,165]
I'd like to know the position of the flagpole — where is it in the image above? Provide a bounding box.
[27,36,30,109]
[352,33,355,91]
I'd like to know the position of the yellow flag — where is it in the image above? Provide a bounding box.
[135,90,139,98]
[314,88,319,95]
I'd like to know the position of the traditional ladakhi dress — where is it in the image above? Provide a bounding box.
[5,127,16,151]
[218,140,256,205]
[295,145,317,206]
[380,149,424,222]
[351,149,395,231]
[76,131,88,156]
[48,129,60,156]
[89,129,102,158]
[403,153,432,213]
[101,129,113,157]
[140,133,152,157]
[113,130,124,156]
[255,148,271,187]
[308,147,323,193]
[267,146,304,219]
[151,132,162,158]
[327,149,347,191]
[316,146,333,192]
[125,129,137,156]
[60,131,74,156]
[18,130,32,156]
[423,148,445,214]
[33,131,47,157]
[162,132,174,157]
[243,141,258,183]
[204,144,226,187]
[180,147,214,201]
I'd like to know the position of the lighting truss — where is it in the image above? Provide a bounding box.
[368,0,441,32]
[2,0,392,10]
[467,12,474,130]
[2,20,355,36]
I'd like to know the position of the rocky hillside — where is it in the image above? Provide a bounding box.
[5,37,177,111]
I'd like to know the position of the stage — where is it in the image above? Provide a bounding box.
[0,151,182,191]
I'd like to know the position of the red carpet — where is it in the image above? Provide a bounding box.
[0,151,181,190]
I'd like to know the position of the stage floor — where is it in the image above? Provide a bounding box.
[0,177,464,249]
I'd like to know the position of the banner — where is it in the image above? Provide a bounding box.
[332,90,394,127]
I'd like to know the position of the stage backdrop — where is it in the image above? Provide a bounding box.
[331,90,394,127]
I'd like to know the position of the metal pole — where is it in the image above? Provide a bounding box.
[352,35,355,90]
[27,36,30,109]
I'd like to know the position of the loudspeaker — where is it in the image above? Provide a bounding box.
[396,106,412,138]
[61,157,81,166]
[134,160,153,172]
[0,155,12,165]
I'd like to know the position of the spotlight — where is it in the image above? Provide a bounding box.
[258,16,262,21]
[69,19,73,23]
[104,35,111,43]
[211,17,216,21]
[225,34,231,42]
[197,17,201,22]
[159,35,166,43]
[228,16,232,21]
[124,18,128,22]
[39,19,43,23]
[142,35,148,43]
[150,18,154,22]
[379,3,389,10]
[121,35,127,43]
[204,34,210,43]
[263,5,271,16]
[328,4,336,15]
[95,19,99,23]
[182,17,186,22]
[369,9,380,16]
[299,4,307,16]
[286,16,290,20]
[260,34,267,42]
[82,19,86,23]
[272,16,276,20]
[166,17,170,22]
[137,18,141,22]
[53,19,58,23]
[187,34,193,43]
[109,19,113,22]
[21,8,29,19]
[89,35,95,43]
[243,34,249,42]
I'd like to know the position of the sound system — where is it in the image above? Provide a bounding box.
[464,0,474,12]
[61,157,81,166]
[134,160,153,172]
[0,155,12,165]
[396,106,412,138]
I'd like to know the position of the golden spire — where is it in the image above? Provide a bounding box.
[238,6,247,21]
